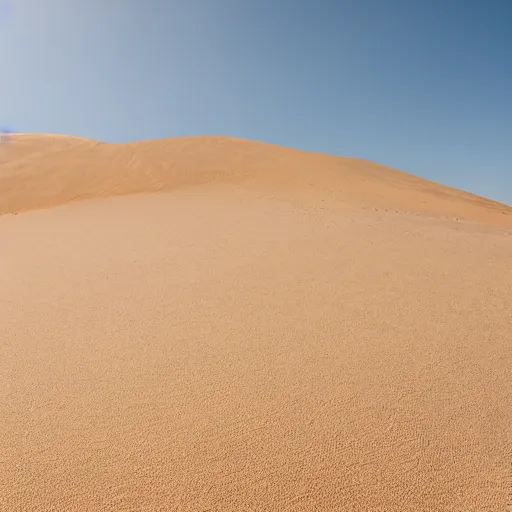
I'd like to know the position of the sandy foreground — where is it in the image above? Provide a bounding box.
[1,135,511,511]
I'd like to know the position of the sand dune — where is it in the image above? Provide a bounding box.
[1,134,511,224]
[1,135,511,511]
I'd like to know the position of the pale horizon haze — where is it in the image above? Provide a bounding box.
[1,0,511,205]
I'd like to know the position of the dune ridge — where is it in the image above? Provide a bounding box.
[1,134,510,226]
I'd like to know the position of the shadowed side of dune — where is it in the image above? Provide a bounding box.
[1,134,511,226]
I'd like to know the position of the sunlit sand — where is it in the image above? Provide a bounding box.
[1,135,511,511]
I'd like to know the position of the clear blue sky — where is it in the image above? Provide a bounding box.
[1,0,511,205]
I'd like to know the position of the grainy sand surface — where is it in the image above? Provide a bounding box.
[1,135,511,511]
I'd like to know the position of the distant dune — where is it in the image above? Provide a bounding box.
[1,135,511,511]
[1,134,510,225]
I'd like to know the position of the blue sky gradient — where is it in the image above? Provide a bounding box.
[1,0,511,204]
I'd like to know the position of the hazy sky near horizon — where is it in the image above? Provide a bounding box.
[1,0,511,204]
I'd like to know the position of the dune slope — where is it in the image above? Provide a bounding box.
[1,135,511,511]
[1,134,511,225]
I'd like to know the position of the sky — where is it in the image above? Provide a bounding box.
[1,0,511,205]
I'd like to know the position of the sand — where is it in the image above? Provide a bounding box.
[1,135,511,511]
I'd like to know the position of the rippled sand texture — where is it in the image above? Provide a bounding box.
[1,135,511,511]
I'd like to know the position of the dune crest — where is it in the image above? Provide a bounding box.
[1,134,510,226]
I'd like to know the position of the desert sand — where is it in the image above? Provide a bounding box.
[1,134,511,511]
